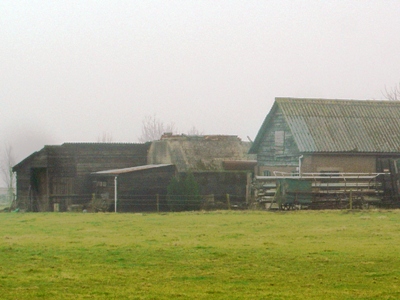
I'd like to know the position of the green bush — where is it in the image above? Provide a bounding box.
[167,173,201,211]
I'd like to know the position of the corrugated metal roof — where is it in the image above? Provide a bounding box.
[250,98,400,153]
[92,164,174,175]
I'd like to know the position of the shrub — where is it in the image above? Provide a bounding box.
[167,173,201,211]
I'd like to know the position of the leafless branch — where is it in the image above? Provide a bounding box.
[1,144,16,207]
[382,82,400,101]
[138,114,177,142]
[1,143,16,188]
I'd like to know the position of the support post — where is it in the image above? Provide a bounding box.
[156,194,160,213]
[246,172,251,204]
[349,190,353,210]
[226,193,231,210]
[114,176,118,213]
[298,155,304,178]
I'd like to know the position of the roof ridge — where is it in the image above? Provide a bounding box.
[62,142,146,145]
[276,97,399,105]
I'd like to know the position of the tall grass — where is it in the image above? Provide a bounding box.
[1,210,400,299]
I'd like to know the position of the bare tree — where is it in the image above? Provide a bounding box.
[97,131,114,143]
[187,126,203,136]
[138,114,177,142]
[382,82,400,101]
[1,143,16,207]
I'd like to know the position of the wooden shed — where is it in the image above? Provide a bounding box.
[12,143,150,212]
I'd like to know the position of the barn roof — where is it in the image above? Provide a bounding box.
[148,135,255,172]
[13,142,150,171]
[249,98,400,154]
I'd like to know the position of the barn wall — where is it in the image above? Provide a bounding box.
[256,107,300,170]
[118,166,176,212]
[14,143,151,212]
[15,168,32,210]
[92,169,248,212]
[46,146,77,211]
[256,154,400,176]
[13,149,49,210]
[30,168,49,211]
[190,171,249,203]
[71,143,150,204]
[118,166,176,195]
[301,154,376,173]
[92,165,177,212]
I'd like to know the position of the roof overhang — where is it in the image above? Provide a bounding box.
[91,164,174,176]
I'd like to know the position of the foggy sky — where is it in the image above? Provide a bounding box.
[2,1,400,170]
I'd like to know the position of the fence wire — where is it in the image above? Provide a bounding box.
[10,194,248,212]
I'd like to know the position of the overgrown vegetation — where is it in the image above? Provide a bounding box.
[1,210,400,299]
[167,173,201,211]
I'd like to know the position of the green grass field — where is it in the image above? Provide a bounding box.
[1,210,400,299]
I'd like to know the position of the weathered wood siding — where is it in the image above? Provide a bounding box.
[14,143,151,211]
[92,168,249,212]
[256,107,300,170]
[93,165,177,212]
[13,149,49,210]
[190,171,249,204]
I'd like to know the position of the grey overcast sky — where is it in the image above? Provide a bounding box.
[2,0,400,162]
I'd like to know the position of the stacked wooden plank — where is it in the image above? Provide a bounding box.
[252,173,385,209]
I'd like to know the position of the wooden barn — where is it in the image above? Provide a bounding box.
[13,135,256,212]
[249,98,400,208]
[12,143,150,212]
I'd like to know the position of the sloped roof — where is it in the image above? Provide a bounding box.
[250,97,400,154]
[148,135,255,172]
[13,142,150,171]
[12,146,51,171]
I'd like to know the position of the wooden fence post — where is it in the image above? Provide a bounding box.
[226,194,231,210]
[349,190,353,210]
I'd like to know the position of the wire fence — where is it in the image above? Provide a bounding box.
[11,194,249,213]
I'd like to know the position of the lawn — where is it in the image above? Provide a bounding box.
[1,210,400,299]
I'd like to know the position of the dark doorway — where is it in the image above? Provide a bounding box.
[30,168,49,211]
